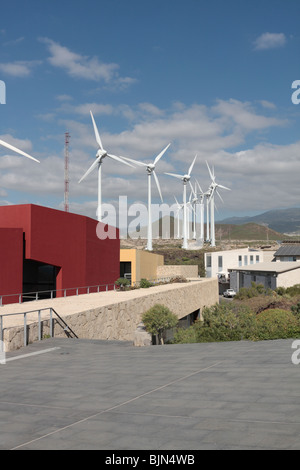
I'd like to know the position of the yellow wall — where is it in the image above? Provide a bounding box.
[120,249,164,285]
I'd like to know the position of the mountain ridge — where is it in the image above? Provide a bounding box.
[218,207,300,234]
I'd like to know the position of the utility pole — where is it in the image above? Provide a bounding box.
[64,132,70,212]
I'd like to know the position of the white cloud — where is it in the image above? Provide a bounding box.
[0,134,33,154]
[40,37,136,89]
[259,100,277,110]
[3,37,25,47]
[73,103,114,116]
[212,99,286,132]
[0,60,40,77]
[0,98,294,219]
[253,32,287,50]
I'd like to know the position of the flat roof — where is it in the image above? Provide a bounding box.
[228,261,300,274]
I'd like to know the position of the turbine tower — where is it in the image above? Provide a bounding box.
[206,161,230,247]
[190,182,199,240]
[192,179,205,246]
[174,196,183,239]
[197,181,206,245]
[122,143,171,251]
[78,111,133,222]
[205,187,211,242]
[165,155,197,250]
[64,132,70,212]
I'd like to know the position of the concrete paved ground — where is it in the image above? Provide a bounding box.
[1,337,300,450]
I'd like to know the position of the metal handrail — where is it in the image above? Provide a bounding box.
[0,277,178,307]
[0,283,116,307]
[0,307,78,348]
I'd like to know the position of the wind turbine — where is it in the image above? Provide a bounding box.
[165,155,197,250]
[78,111,133,222]
[206,161,230,247]
[0,139,40,163]
[121,143,171,251]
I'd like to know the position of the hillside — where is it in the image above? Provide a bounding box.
[219,207,300,234]
[131,216,286,242]
[215,222,284,241]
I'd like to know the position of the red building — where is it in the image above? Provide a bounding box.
[0,204,120,305]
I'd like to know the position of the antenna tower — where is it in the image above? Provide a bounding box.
[64,132,70,212]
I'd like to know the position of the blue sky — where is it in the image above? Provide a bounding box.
[1,0,300,222]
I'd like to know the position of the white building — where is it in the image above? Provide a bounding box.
[205,248,274,281]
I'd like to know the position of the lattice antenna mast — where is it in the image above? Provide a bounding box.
[64,132,70,212]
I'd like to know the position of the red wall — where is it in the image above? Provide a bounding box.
[0,204,120,304]
[0,228,23,304]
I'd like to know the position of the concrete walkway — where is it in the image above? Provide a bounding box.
[1,337,300,450]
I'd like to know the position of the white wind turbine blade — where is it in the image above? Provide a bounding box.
[107,153,134,168]
[120,156,148,167]
[153,170,163,203]
[188,154,197,176]
[153,143,171,165]
[206,160,214,181]
[189,181,196,198]
[0,139,40,163]
[78,156,101,183]
[217,183,231,191]
[165,172,184,180]
[196,179,203,194]
[90,111,103,150]
[216,189,224,203]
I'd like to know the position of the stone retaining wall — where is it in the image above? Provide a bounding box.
[2,278,218,351]
[156,265,199,279]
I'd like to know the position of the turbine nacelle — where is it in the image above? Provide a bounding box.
[96,149,108,160]
[120,143,171,205]
[182,174,191,183]
[146,163,155,173]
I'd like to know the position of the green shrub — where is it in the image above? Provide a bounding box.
[275,284,300,298]
[235,282,272,300]
[286,284,300,297]
[140,278,153,288]
[172,325,198,344]
[198,303,256,342]
[172,303,256,344]
[291,302,300,317]
[142,304,178,344]
[275,286,286,296]
[115,277,130,290]
[255,308,300,340]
